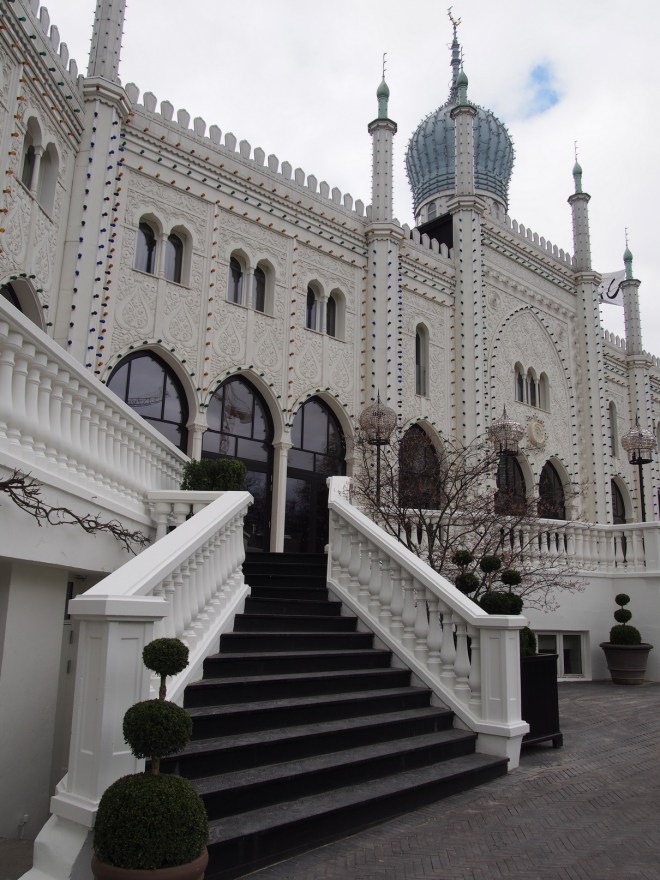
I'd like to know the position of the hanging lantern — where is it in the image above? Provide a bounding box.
[621,418,657,465]
[487,406,524,454]
[358,392,397,446]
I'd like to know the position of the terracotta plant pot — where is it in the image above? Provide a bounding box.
[600,642,653,685]
[91,848,208,880]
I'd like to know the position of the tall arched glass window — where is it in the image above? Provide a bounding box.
[37,143,58,213]
[326,293,337,337]
[526,369,537,407]
[415,326,429,396]
[21,144,36,189]
[609,401,618,457]
[539,373,550,411]
[108,352,188,452]
[164,233,183,283]
[253,267,266,312]
[228,257,243,304]
[515,364,525,402]
[306,286,318,330]
[399,425,442,509]
[1,283,22,311]
[203,376,274,551]
[538,461,566,520]
[495,454,526,515]
[612,480,626,525]
[135,222,157,274]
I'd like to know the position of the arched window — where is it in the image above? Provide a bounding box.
[21,144,36,189]
[108,352,189,452]
[286,397,346,552]
[415,325,429,396]
[399,425,442,509]
[253,267,266,312]
[538,461,566,520]
[612,480,626,525]
[20,118,41,190]
[228,256,243,305]
[326,293,337,337]
[135,222,157,274]
[515,364,525,402]
[306,286,318,330]
[1,283,22,311]
[427,201,437,222]
[203,376,274,551]
[164,233,184,283]
[609,401,618,457]
[495,453,526,515]
[538,373,549,411]
[526,368,537,407]
[37,143,58,214]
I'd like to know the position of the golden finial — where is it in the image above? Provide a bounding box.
[448,6,462,29]
[382,52,387,80]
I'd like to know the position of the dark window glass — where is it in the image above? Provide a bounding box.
[306,287,317,330]
[254,267,266,312]
[538,461,565,520]
[1,283,22,312]
[21,144,35,189]
[136,223,157,274]
[399,425,442,508]
[516,368,524,402]
[326,294,336,337]
[164,233,183,283]
[108,352,188,452]
[494,453,526,515]
[228,257,243,304]
[612,481,626,525]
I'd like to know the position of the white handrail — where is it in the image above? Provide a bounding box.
[327,477,528,768]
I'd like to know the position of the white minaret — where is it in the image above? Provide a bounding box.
[88,0,126,82]
[568,161,610,522]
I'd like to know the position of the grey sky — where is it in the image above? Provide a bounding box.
[43,0,660,353]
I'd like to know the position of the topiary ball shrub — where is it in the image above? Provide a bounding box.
[452,549,474,568]
[143,637,189,678]
[455,571,480,594]
[479,555,502,574]
[500,568,522,588]
[614,593,631,607]
[181,458,247,492]
[613,608,632,624]
[94,773,208,870]
[123,699,192,760]
[479,590,523,615]
[520,626,537,657]
[609,623,642,645]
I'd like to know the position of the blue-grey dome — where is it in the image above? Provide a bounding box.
[405,32,514,214]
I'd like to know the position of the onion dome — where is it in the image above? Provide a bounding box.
[405,27,514,217]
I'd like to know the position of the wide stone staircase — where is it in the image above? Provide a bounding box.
[161,551,509,879]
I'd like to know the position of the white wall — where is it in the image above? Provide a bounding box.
[0,562,70,839]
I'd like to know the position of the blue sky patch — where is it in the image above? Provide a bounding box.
[526,63,560,116]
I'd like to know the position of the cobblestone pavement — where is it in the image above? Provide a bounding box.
[4,682,659,880]
[245,682,660,880]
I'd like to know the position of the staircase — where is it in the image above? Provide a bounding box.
[162,552,509,879]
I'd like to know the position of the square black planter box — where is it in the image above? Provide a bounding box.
[521,652,563,749]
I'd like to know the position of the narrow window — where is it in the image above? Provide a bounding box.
[515,364,525,402]
[21,144,36,189]
[539,373,549,411]
[609,401,618,457]
[253,267,266,312]
[135,222,157,274]
[526,369,537,407]
[415,327,429,396]
[306,286,317,330]
[164,233,183,283]
[228,257,243,304]
[326,293,337,337]
[37,143,58,213]
[427,201,437,222]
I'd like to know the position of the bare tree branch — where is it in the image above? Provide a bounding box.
[0,469,150,554]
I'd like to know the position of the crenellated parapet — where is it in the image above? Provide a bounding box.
[486,203,574,270]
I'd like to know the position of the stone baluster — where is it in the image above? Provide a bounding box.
[453,618,471,703]
[7,345,29,447]
[161,574,177,637]
[0,332,18,440]
[329,513,342,582]
[467,625,482,709]
[338,521,352,590]
[378,551,393,628]
[180,559,197,647]
[400,571,417,653]
[425,589,442,676]
[68,378,83,473]
[368,550,382,617]
[151,500,173,541]
[31,352,50,458]
[347,528,362,598]
[389,561,404,639]
[439,605,456,685]
[170,565,186,642]
[23,347,43,455]
[357,539,373,607]
[413,580,429,663]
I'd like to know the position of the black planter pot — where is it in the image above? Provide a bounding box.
[600,642,653,685]
[520,653,563,749]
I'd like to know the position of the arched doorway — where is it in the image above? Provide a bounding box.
[538,461,566,520]
[285,398,346,553]
[107,351,189,452]
[203,376,274,552]
[399,425,442,509]
[494,453,526,515]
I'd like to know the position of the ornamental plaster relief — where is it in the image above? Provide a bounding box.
[219,212,289,273]
[297,339,322,385]
[125,173,210,243]
[485,250,574,306]
[253,322,282,374]
[114,269,158,340]
[210,308,246,367]
[328,339,353,393]
[1,188,31,268]
[160,284,200,348]
[0,55,12,105]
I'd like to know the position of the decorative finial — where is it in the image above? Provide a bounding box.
[382,52,387,80]
[572,143,583,194]
[623,228,633,280]
[448,6,462,31]
[448,7,462,102]
[376,54,390,120]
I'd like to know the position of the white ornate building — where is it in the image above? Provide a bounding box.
[1,0,659,861]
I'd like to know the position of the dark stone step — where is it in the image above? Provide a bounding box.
[232,613,357,633]
[202,648,393,679]
[244,552,326,567]
[205,754,508,880]
[184,667,412,708]
[243,563,327,579]
[161,706,455,778]
[248,583,329,600]
[220,630,373,652]
[243,596,342,616]
[195,729,478,819]
[187,686,432,738]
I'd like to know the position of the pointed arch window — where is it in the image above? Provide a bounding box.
[326,293,337,338]
[164,233,184,283]
[538,461,566,520]
[609,401,618,457]
[515,364,525,402]
[253,267,266,312]
[228,257,243,304]
[306,286,318,330]
[612,480,626,525]
[399,425,442,509]
[495,454,526,515]
[538,373,549,411]
[526,369,537,407]
[135,222,157,274]
[416,326,429,396]
[37,143,58,214]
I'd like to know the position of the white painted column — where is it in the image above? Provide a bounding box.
[271,440,291,551]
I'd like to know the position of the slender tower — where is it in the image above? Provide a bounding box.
[568,160,610,522]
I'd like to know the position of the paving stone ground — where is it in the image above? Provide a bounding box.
[3,681,659,880]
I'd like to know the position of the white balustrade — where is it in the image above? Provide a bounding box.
[0,300,186,503]
[50,489,252,829]
[327,477,529,768]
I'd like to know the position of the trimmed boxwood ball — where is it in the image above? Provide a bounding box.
[500,568,522,587]
[143,637,189,678]
[181,457,247,491]
[614,593,631,607]
[455,571,480,594]
[452,549,474,567]
[609,623,642,645]
[613,608,632,624]
[123,699,192,759]
[94,773,208,870]
[479,555,502,574]
[479,590,523,615]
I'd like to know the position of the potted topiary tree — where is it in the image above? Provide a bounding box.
[92,638,208,880]
[600,594,654,685]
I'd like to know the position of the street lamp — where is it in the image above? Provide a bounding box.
[358,392,397,508]
[621,418,657,522]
